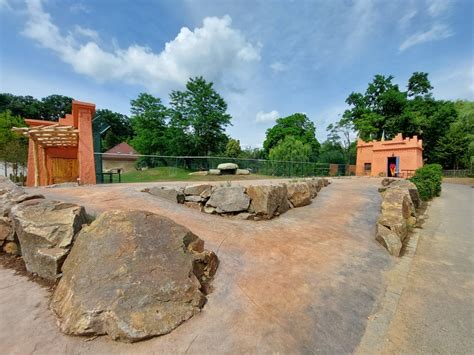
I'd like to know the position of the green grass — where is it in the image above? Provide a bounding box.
[106,166,276,184]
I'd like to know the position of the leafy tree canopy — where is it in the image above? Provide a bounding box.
[129,93,169,155]
[341,72,468,168]
[225,138,241,158]
[95,109,132,152]
[170,76,232,156]
[269,136,311,162]
[0,110,28,176]
[0,93,72,121]
[263,113,320,161]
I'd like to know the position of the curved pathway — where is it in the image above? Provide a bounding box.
[0,178,393,354]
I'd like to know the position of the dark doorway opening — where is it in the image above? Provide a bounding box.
[387,157,397,177]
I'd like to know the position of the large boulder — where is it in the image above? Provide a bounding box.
[206,186,250,213]
[146,186,185,204]
[246,184,289,218]
[287,182,312,208]
[11,199,87,280]
[50,210,218,343]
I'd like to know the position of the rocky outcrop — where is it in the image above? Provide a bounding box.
[287,182,312,207]
[11,199,87,280]
[50,210,218,343]
[143,178,330,220]
[246,184,289,219]
[376,179,420,256]
[206,186,250,213]
[0,177,45,255]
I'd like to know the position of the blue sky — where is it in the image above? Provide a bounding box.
[1,0,473,147]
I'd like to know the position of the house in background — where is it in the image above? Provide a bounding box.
[102,142,138,172]
[356,134,423,178]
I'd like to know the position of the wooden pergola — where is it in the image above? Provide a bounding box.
[12,124,79,186]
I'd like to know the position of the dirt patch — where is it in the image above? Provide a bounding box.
[0,252,57,291]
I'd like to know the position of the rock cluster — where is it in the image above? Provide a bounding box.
[376,178,421,256]
[145,178,330,220]
[51,210,218,343]
[1,176,87,279]
[188,162,251,176]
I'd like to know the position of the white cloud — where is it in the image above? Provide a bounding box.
[432,61,474,101]
[22,0,261,92]
[427,0,452,17]
[399,23,453,51]
[74,25,99,41]
[255,110,279,123]
[398,9,417,29]
[70,3,90,14]
[270,61,286,72]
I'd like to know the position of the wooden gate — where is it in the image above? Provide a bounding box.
[51,158,78,184]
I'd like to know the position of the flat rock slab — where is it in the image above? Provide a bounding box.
[50,210,218,343]
[147,186,185,204]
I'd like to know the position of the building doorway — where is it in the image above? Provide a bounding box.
[51,158,78,184]
[387,156,399,177]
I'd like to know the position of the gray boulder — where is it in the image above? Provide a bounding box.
[206,186,250,213]
[208,169,221,175]
[50,210,218,343]
[246,184,289,218]
[236,169,250,175]
[147,186,185,204]
[11,199,87,280]
[184,184,212,197]
[217,163,238,171]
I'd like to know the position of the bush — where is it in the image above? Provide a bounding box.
[409,164,443,201]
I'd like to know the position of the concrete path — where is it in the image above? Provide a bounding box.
[380,183,473,354]
[0,177,395,354]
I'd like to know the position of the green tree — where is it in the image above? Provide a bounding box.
[170,77,232,155]
[225,138,241,158]
[0,93,42,118]
[263,113,320,161]
[318,140,345,164]
[269,136,311,162]
[129,93,168,155]
[95,109,132,152]
[39,95,73,121]
[326,118,354,164]
[0,111,28,177]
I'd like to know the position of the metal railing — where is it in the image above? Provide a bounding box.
[94,153,356,183]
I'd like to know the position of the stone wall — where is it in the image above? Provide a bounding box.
[144,178,331,220]
[375,178,421,256]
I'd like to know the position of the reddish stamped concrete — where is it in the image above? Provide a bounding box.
[1,177,394,354]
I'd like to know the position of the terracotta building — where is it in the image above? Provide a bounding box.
[355,134,423,177]
[13,101,96,187]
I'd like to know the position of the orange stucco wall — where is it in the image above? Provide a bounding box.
[356,134,423,177]
[25,100,96,186]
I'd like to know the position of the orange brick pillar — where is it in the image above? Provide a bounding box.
[75,101,96,185]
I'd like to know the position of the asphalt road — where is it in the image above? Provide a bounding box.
[381,183,474,354]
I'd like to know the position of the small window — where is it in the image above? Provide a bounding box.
[364,163,372,172]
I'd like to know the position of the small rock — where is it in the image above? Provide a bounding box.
[203,206,216,214]
[0,217,13,243]
[376,224,402,256]
[208,169,221,175]
[188,171,208,176]
[185,195,204,203]
[184,201,203,211]
[236,169,250,175]
[3,241,20,255]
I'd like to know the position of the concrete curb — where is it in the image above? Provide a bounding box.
[355,211,426,354]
